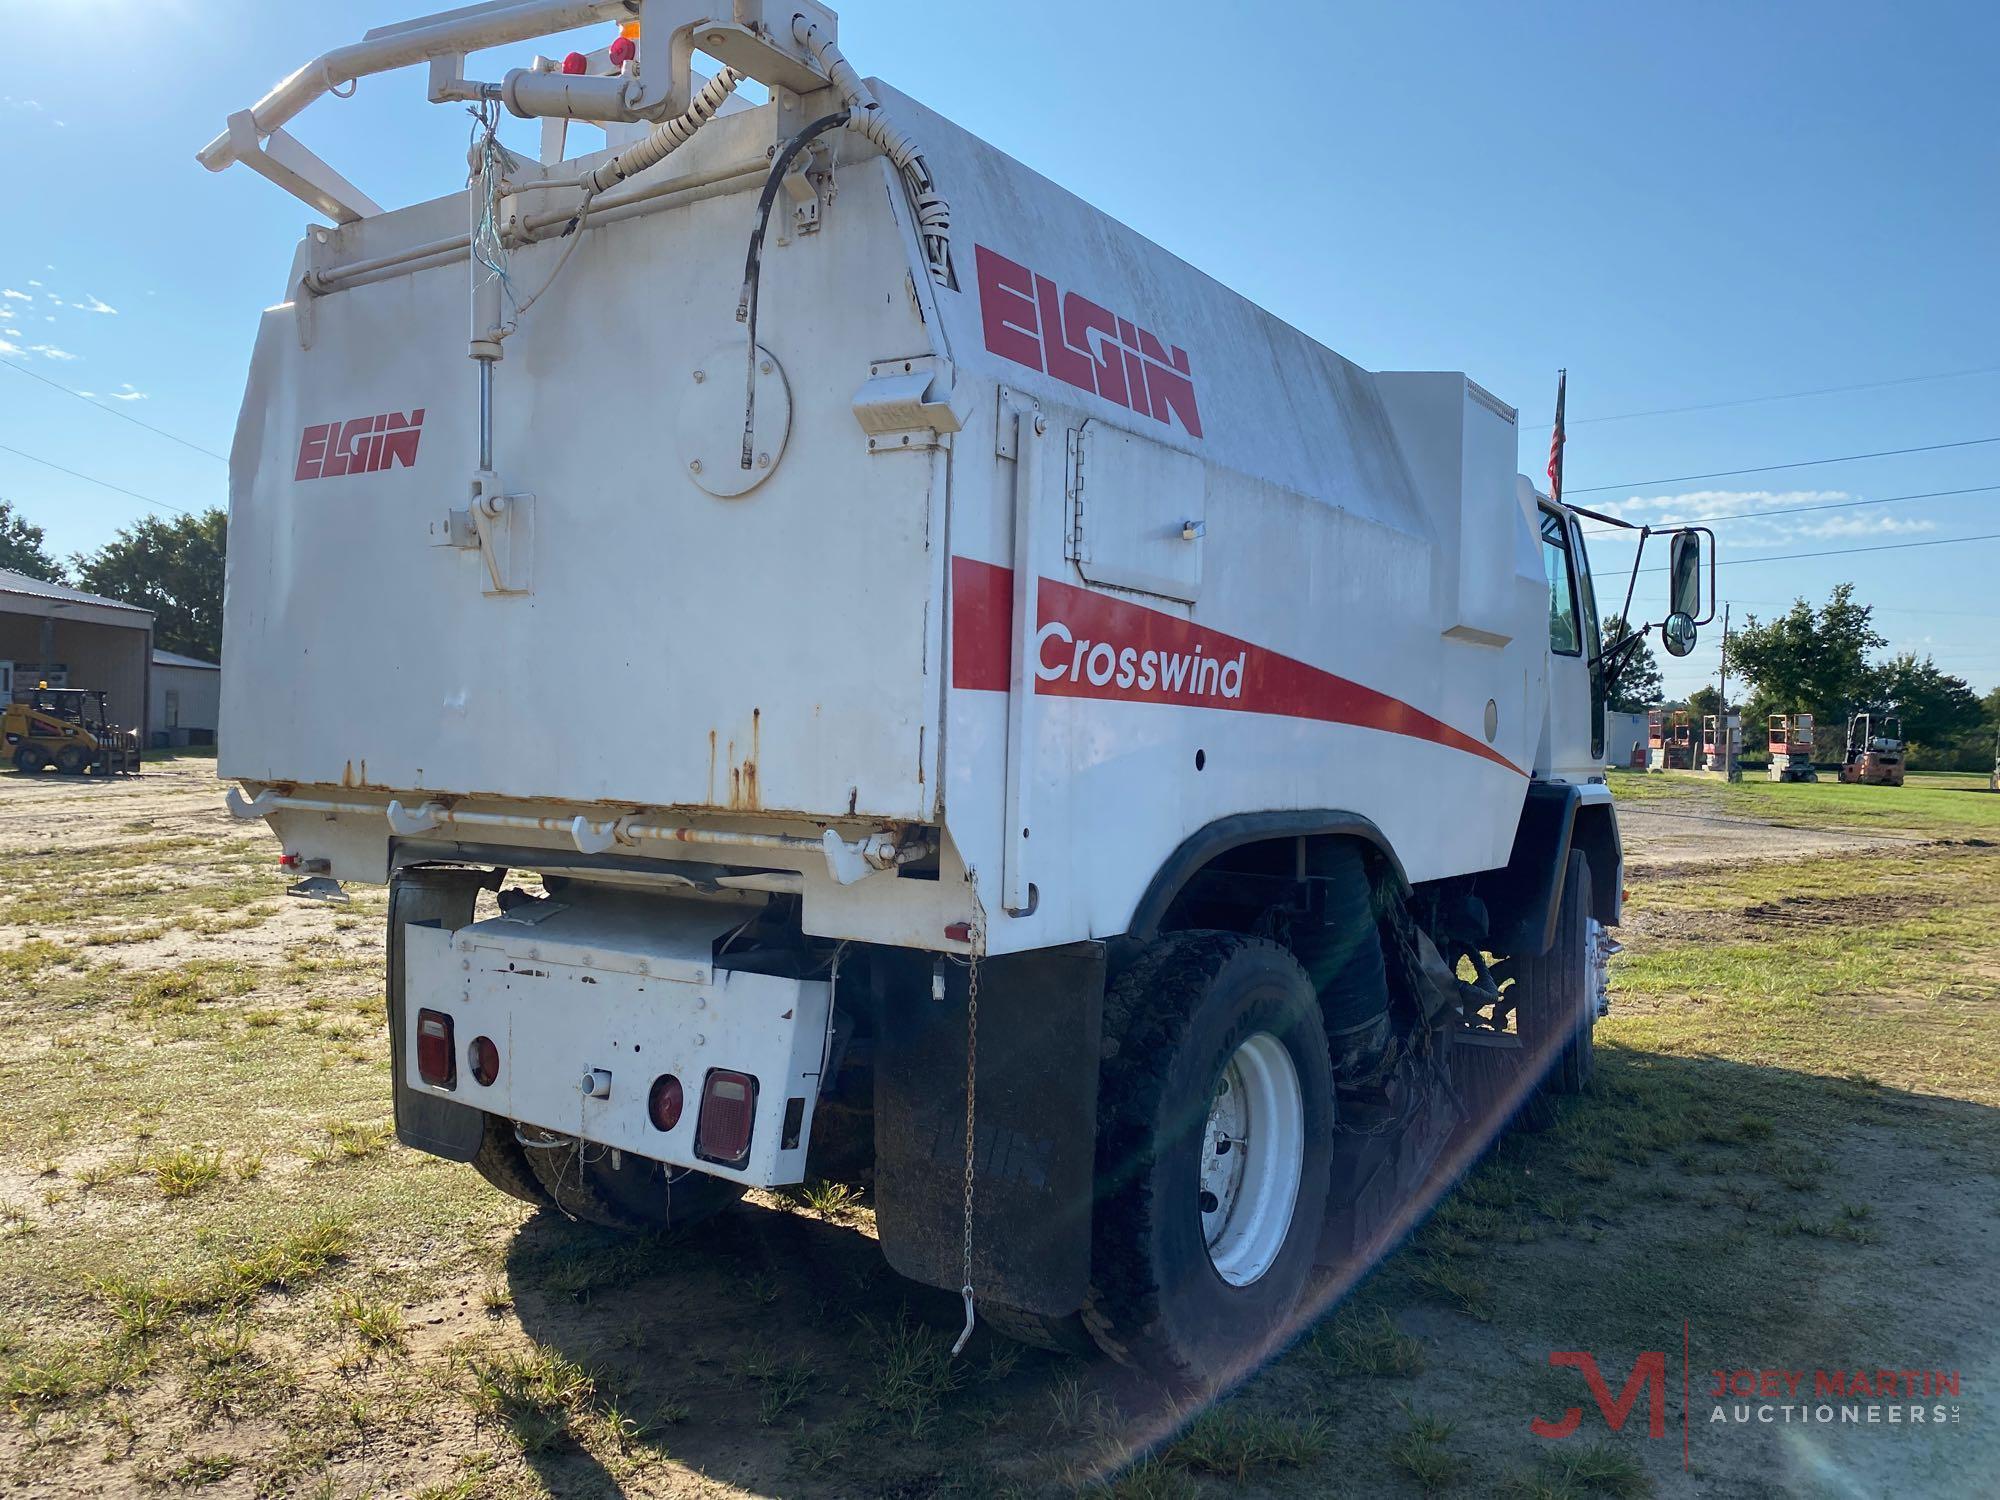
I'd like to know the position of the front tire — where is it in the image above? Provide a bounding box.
[13,746,47,774]
[1084,933,1333,1388]
[1509,851,1600,1097]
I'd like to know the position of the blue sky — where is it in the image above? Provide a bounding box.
[3,0,1995,698]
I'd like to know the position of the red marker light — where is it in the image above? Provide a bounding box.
[416,1009,456,1089]
[608,34,635,67]
[648,1074,684,1131]
[278,853,299,869]
[469,1035,500,1088]
[944,921,971,943]
[561,51,588,75]
[695,1069,756,1167]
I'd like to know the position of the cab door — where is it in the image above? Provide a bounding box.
[1538,505,1599,781]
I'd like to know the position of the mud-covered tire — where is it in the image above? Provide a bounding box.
[468,1113,550,1208]
[978,1302,1097,1357]
[1082,932,1333,1389]
[523,1136,745,1231]
[1510,851,1597,1097]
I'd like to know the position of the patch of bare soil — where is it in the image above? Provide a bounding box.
[1625,888,1936,946]
[1617,800,1922,876]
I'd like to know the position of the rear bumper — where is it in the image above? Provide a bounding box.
[401,899,831,1188]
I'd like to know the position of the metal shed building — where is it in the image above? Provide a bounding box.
[0,569,154,743]
[151,649,221,746]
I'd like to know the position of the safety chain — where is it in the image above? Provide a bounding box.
[950,871,986,1357]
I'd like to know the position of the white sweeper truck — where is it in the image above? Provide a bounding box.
[200,1,1715,1386]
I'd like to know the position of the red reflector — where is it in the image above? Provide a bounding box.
[695,1069,756,1166]
[416,1009,456,1089]
[608,34,635,67]
[469,1035,500,1088]
[278,853,299,869]
[648,1074,684,1131]
[943,921,971,943]
[561,50,588,74]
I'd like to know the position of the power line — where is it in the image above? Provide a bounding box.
[1637,530,2000,573]
[1581,482,1998,536]
[0,357,229,463]
[1521,364,2000,431]
[0,441,192,515]
[1567,436,2000,495]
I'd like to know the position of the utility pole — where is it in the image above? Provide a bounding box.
[1717,603,1737,781]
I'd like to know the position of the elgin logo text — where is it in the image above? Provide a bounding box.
[295,408,425,481]
[974,245,1202,438]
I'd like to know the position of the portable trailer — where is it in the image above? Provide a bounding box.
[1840,713,1905,787]
[1767,713,1817,782]
[199,1,1715,1386]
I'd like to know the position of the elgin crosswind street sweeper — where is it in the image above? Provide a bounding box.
[200,1,1713,1386]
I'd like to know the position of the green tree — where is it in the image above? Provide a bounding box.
[0,499,66,582]
[1601,614,1664,713]
[1723,583,1884,720]
[1872,652,1982,750]
[73,509,226,661]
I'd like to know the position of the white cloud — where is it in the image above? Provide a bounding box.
[27,343,77,361]
[0,337,20,357]
[0,288,29,301]
[1590,488,1849,523]
[46,294,63,306]
[108,383,147,401]
[76,294,116,315]
[1790,514,1936,540]
[25,279,40,288]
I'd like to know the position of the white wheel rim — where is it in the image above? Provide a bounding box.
[1199,1031,1305,1288]
[1587,916,1615,1020]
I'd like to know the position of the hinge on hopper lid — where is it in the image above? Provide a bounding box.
[852,355,964,455]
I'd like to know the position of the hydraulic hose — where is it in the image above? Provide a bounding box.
[735,108,852,470]
[581,66,743,195]
[791,17,952,286]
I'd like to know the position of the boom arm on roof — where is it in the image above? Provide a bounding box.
[196,1,860,225]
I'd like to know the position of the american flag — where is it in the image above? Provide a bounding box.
[1547,369,1566,503]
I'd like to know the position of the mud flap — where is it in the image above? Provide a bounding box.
[386,866,490,1162]
[873,942,1105,1316]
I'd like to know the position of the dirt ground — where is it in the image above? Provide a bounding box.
[1,759,1997,1498]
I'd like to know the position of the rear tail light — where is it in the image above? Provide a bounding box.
[695,1069,756,1167]
[648,1074,684,1132]
[416,1009,456,1089]
[469,1035,500,1088]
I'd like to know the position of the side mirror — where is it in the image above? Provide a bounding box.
[1662,612,1698,657]
[1669,530,1704,620]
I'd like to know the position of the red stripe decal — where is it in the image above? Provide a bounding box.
[950,556,1523,776]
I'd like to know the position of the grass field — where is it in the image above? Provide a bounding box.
[1,763,1995,1497]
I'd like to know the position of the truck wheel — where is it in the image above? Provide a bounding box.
[1505,851,1600,1097]
[55,745,90,775]
[522,1133,745,1231]
[14,746,47,774]
[467,1113,551,1208]
[1083,933,1333,1388]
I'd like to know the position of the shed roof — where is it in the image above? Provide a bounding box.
[0,568,153,620]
